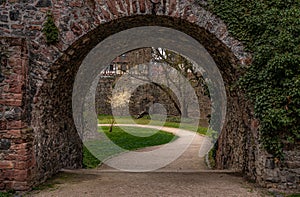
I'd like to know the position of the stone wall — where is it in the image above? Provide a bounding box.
[0,0,298,192]
[0,37,34,190]
[216,94,300,191]
[96,77,114,116]
[255,144,300,191]
[96,75,211,127]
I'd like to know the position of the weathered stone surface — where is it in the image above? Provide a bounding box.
[35,0,52,7]
[0,139,11,150]
[9,10,19,21]
[0,0,298,192]
[96,75,211,124]
[0,38,33,191]
[0,14,8,22]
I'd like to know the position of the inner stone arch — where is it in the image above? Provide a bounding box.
[30,15,254,185]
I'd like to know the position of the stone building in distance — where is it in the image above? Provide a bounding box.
[95,48,211,127]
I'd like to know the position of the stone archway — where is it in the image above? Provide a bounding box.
[32,14,256,188]
[0,0,264,191]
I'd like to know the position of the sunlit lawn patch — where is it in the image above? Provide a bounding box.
[83,126,177,168]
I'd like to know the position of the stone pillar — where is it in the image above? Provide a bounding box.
[0,38,34,191]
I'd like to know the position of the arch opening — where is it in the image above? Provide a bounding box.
[30,15,254,184]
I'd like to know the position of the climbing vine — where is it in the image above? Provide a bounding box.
[42,12,59,44]
[205,0,300,159]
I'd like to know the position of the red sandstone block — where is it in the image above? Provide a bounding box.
[3,84,9,92]
[11,24,24,29]
[107,0,118,16]
[69,1,83,7]
[0,98,21,106]
[0,27,11,34]
[9,85,23,94]
[0,120,7,130]
[100,7,111,20]
[3,180,29,190]
[116,0,126,13]
[14,161,30,170]
[13,169,29,182]
[16,149,28,155]
[138,0,145,13]
[0,93,23,100]
[12,181,30,191]
[8,57,22,67]
[132,0,137,13]
[10,142,29,150]
[3,170,14,180]
[145,0,151,11]
[0,99,22,106]
[6,120,23,129]
[29,21,43,25]
[187,15,197,23]
[28,25,42,31]
[0,161,14,169]
[14,155,32,161]
[11,138,27,144]
[125,0,131,14]
[0,182,4,190]
[3,181,13,189]
[40,8,49,13]
[4,154,17,160]
[8,0,18,3]
[4,130,22,138]
[169,0,177,13]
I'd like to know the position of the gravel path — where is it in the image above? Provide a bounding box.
[98,124,212,172]
[29,125,268,197]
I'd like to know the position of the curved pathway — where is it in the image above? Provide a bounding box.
[29,124,267,197]
[97,124,212,172]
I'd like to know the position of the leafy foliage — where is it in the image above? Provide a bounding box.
[206,0,300,158]
[42,12,59,44]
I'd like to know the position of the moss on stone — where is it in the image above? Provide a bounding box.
[42,12,59,44]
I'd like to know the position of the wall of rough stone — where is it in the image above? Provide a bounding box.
[95,75,211,127]
[0,0,298,192]
[95,77,114,116]
[128,83,184,116]
[255,144,300,191]
[0,37,34,190]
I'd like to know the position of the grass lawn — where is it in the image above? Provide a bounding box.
[83,126,177,168]
[98,114,209,135]
[83,115,212,168]
[0,191,17,197]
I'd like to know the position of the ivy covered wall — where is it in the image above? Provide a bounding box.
[206,0,300,159]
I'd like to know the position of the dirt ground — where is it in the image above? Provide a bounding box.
[27,170,270,197]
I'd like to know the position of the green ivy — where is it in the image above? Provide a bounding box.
[42,12,59,44]
[206,0,300,159]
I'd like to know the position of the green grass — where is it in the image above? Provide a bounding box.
[83,126,177,168]
[287,194,300,197]
[98,114,209,135]
[83,114,211,168]
[83,145,101,169]
[0,191,15,197]
[32,183,56,191]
